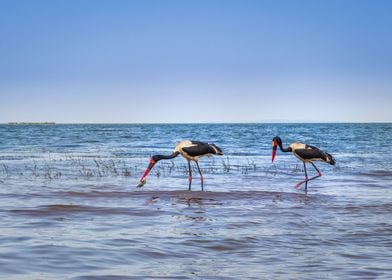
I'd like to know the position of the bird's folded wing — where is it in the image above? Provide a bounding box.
[182,144,216,157]
[295,148,325,160]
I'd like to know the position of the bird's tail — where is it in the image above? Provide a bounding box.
[324,152,336,165]
[210,144,223,155]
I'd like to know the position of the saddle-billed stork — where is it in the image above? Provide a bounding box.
[137,140,223,191]
[272,136,335,191]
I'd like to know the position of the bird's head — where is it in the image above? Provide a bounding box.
[136,157,158,188]
[272,136,282,162]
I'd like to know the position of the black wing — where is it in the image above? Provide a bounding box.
[295,148,325,161]
[296,145,335,165]
[182,141,217,157]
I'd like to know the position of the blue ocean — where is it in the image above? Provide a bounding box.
[0,123,391,279]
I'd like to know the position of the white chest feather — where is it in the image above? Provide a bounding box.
[290,142,306,151]
[174,140,193,152]
[174,140,198,161]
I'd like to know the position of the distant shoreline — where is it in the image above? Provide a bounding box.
[2,121,391,125]
[0,121,392,125]
[7,122,56,125]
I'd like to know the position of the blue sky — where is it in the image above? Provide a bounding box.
[1,0,391,123]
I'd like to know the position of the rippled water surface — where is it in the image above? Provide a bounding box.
[1,123,392,279]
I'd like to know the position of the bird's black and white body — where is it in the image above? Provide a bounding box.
[272,136,335,192]
[137,140,223,191]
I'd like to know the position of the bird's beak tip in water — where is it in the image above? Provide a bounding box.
[136,178,147,188]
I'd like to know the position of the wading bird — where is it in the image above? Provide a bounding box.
[272,136,335,191]
[137,140,223,191]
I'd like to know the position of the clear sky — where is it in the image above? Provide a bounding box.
[1,0,391,123]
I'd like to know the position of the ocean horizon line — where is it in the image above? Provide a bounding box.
[2,121,391,125]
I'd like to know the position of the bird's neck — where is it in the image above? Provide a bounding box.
[152,152,180,162]
[278,142,292,153]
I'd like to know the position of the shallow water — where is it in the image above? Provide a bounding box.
[0,123,392,279]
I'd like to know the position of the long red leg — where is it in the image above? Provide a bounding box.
[295,162,308,189]
[195,161,204,191]
[295,162,322,190]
